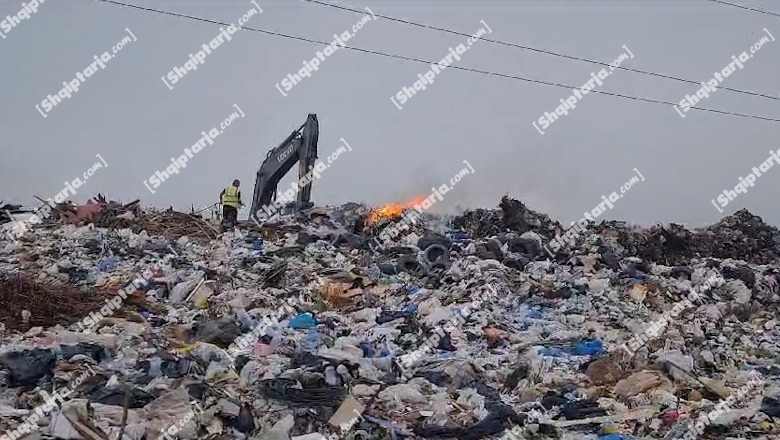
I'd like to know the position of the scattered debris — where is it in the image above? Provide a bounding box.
[0,195,778,440]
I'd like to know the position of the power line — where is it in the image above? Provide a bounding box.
[705,0,780,18]
[305,0,780,103]
[90,0,780,123]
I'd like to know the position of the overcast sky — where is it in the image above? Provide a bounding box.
[1,0,779,228]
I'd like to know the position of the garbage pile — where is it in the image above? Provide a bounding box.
[0,203,32,225]
[587,210,780,266]
[453,199,780,266]
[3,195,218,245]
[1,196,780,440]
[112,209,219,245]
[451,196,561,239]
[2,195,124,228]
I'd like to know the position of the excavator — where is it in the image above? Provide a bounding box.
[249,114,319,222]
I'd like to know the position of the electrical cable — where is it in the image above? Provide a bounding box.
[304,0,780,103]
[705,0,780,18]
[258,378,346,406]
[90,0,780,123]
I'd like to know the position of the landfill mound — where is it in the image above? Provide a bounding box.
[596,209,780,266]
[2,195,219,244]
[115,210,219,244]
[451,195,561,239]
[454,199,780,266]
[693,208,780,264]
[1,196,780,440]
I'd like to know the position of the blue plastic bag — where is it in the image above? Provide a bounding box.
[99,256,120,272]
[571,339,604,356]
[599,434,631,440]
[526,310,543,319]
[402,303,419,314]
[288,313,317,329]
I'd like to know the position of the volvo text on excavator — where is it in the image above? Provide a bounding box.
[250,114,319,221]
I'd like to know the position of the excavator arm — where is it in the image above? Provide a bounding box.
[250,114,319,220]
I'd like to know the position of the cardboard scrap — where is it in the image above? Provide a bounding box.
[327,396,364,430]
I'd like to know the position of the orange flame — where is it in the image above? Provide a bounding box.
[368,196,428,225]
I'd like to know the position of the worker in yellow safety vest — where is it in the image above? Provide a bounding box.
[219,179,243,226]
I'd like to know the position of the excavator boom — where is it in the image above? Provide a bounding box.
[250,114,319,220]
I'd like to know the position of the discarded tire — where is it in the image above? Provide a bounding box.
[397,256,426,276]
[423,244,449,264]
[507,237,540,258]
[417,233,452,251]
